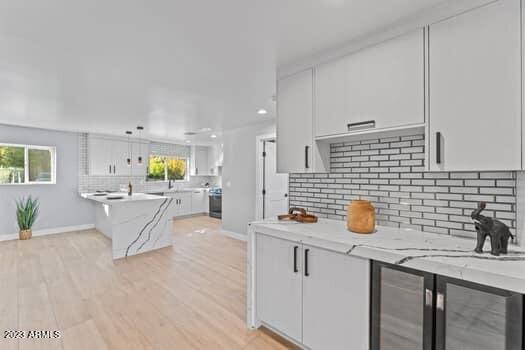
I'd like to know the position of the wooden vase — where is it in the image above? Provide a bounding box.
[19,229,32,240]
[347,200,376,234]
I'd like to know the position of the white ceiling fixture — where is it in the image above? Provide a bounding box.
[210,134,217,139]
[257,109,268,115]
[0,0,448,142]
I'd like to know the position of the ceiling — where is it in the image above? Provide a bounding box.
[0,0,447,144]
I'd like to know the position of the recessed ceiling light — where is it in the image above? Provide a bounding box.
[257,109,268,115]
[199,127,212,132]
[210,134,217,138]
[185,140,191,143]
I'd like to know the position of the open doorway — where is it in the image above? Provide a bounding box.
[256,134,289,220]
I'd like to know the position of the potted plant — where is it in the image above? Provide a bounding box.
[16,196,39,240]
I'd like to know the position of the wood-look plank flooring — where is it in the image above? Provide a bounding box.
[0,216,296,350]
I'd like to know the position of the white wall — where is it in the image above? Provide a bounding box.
[0,124,94,237]
[222,120,275,235]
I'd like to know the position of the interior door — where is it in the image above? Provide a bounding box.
[256,234,302,342]
[263,140,288,219]
[276,69,313,173]
[436,276,522,350]
[302,246,370,350]
[428,0,521,171]
[371,262,434,350]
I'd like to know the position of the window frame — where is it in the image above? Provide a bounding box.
[0,143,57,185]
[147,155,189,183]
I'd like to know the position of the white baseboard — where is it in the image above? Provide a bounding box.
[0,224,95,242]
[219,229,247,241]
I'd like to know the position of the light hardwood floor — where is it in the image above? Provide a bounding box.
[0,215,296,350]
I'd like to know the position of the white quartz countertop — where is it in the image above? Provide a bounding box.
[250,218,525,293]
[147,187,210,194]
[80,192,168,204]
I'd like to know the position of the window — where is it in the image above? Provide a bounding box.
[0,144,56,184]
[147,155,188,181]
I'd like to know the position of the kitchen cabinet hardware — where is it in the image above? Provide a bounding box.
[347,120,376,131]
[304,248,310,276]
[305,146,309,169]
[293,246,298,273]
[436,132,441,164]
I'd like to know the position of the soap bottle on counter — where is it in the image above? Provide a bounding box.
[128,181,133,196]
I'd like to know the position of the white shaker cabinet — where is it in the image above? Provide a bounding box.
[277,69,317,173]
[256,234,302,342]
[315,29,425,137]
[302,245,370,350]
[255,233,370,349]
[190,189,208,214]
[428,0,521,171]
[89,136,115,176]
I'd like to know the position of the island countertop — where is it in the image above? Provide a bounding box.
[80,192,168,204]
[249,218,525,293]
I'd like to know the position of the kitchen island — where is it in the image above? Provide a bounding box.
[81,193,175,259]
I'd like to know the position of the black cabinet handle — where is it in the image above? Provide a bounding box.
[436,132,441,164]
[305,146,310,169]
[293,246,298,273]
[347,120,375,131]
[304,248,310,277]
[196,168,198,175]
[113,165,116,174]
[109,165,112,174]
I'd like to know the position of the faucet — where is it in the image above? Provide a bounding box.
[168,179,174,190]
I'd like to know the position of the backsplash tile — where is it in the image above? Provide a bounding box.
[289,133,517,240]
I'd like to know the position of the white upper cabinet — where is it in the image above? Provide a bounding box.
[88,135,148,177]
[428,0,521,171]
[190,145,220,176]
[315,29,425,138]
[277,69,315,173]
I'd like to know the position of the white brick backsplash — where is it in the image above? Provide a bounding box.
[291,132,517,239]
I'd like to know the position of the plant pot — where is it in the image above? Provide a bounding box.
[19,229,32,240]
[347,200,376,234]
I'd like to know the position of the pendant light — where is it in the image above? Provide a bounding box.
[137,126,144,165]
[126,131,133,166]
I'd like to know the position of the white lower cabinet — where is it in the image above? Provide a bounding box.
[255,233,370,349]
[302,245,370,350]
[256,234,302,342]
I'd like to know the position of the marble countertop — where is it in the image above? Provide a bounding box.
[80,192,168,204]
[148,187,210,194]
[250,218,525,293]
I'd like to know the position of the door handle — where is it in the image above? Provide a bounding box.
[425,288,433,307]
[304,248,310,277]
[436,132,441,164]
[305,146,309,169]
[293,246,298,273]
[113,165,116,174]
[347,120,375,131]
[436,292,444,311]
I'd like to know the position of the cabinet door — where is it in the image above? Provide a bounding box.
[436,276,522,350]
[276,69,313,173]
[112,140,131,176]
[371,262,434,350]
[89,137,114,175]
[256,234,302,342]
[190,190,206,213]
[302,246,370,350]
[178,192,192,216]
[193,146,209,176]
[315,58,346,137]
[428,0,521,171]
[344,29,424,133]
